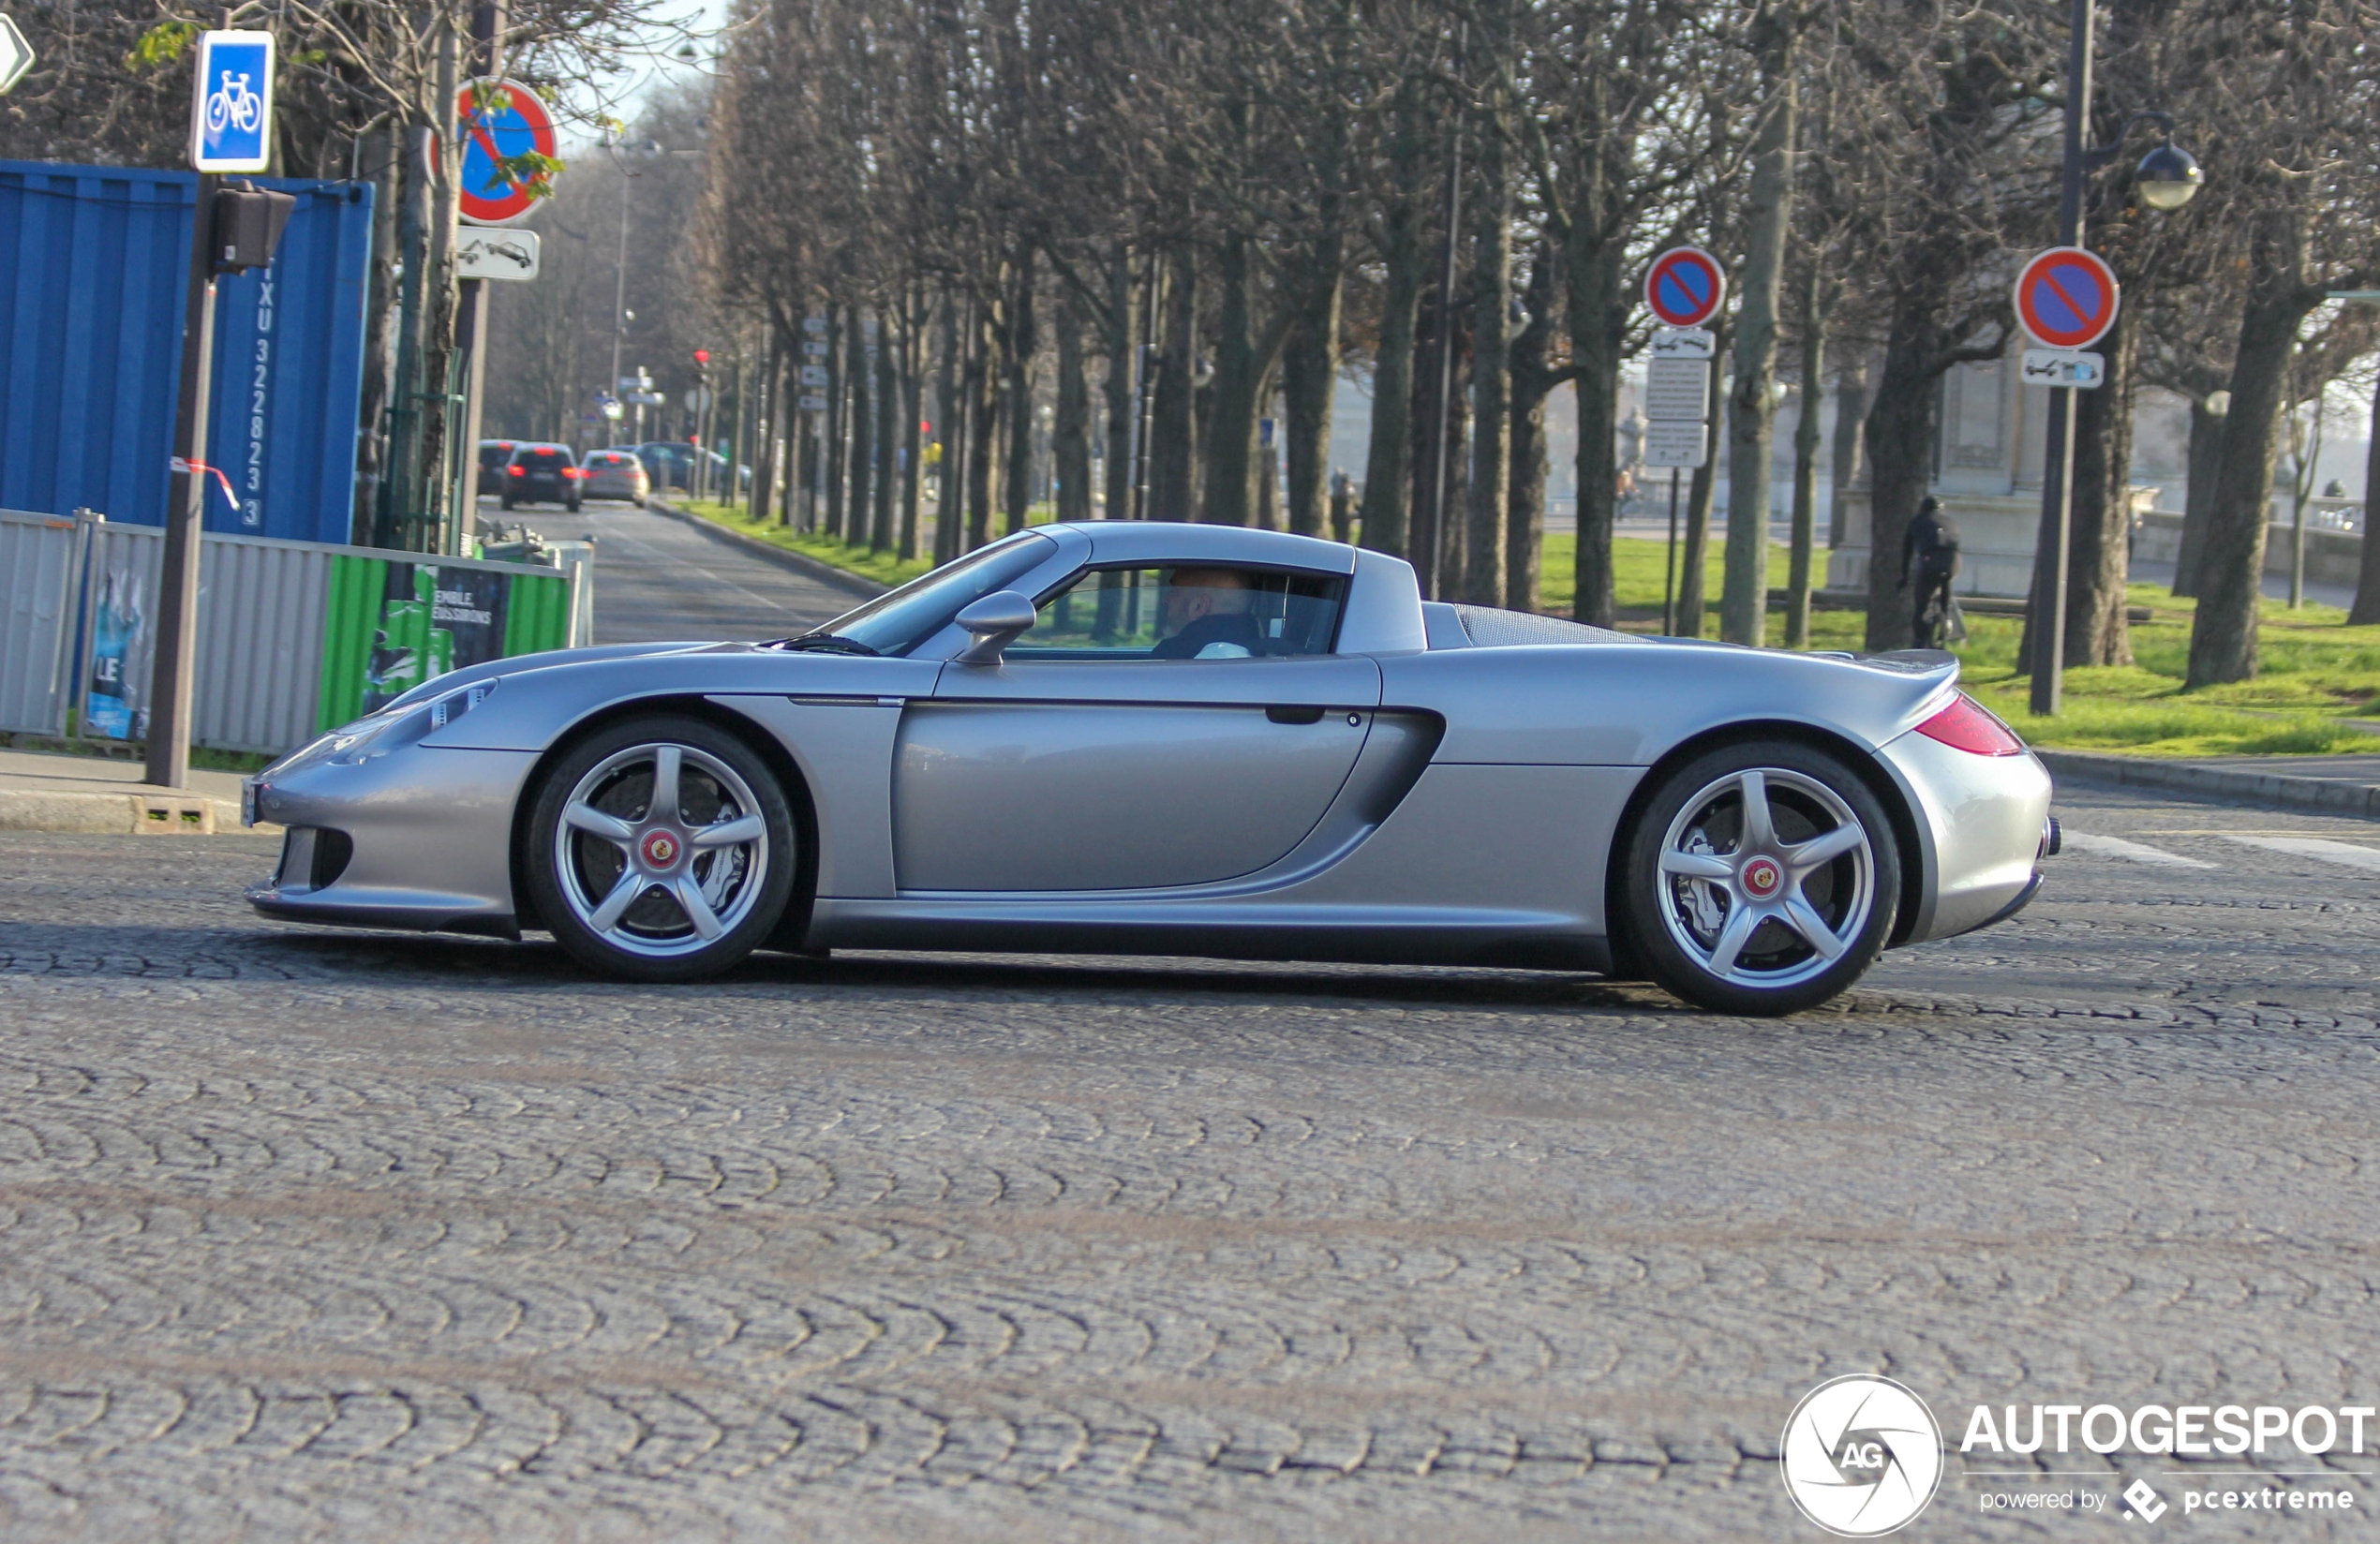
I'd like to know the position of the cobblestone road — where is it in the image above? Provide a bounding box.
[1,784,2375,1541]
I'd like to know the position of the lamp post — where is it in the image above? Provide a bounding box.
[602,129,659,445]
[2027,0,2203,717]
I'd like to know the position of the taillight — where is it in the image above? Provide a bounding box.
[1913,692,2026,756]
[508,466,524,476]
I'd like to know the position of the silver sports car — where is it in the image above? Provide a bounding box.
[244,523,2055,1015]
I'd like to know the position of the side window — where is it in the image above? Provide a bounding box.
[1011,566,1346,661]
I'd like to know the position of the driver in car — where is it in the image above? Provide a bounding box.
[1151,568,1263,659]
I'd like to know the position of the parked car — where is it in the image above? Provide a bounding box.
[634,441,748,497]
[577,447,650,506]
[242,523,2056,1014]
[502,443,581,512]
[476,439,519,497]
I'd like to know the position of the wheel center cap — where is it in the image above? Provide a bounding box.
[640,828,682,868]
[1741,854,1782,898]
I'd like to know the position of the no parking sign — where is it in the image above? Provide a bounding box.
[2014,246,2120,350]
[455,78,558,224]
[1644,246,1727,330]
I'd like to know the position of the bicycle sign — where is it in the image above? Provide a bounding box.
[188,31,274,172]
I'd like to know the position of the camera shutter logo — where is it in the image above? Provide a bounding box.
[1780,1375,1943,1536]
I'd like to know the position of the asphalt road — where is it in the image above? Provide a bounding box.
[485,496,870,644]
[1,783,2375,1540]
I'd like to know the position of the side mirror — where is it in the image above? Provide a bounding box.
[953,590,1037,665]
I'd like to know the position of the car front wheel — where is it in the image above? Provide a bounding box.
[525,716,796,981]
[1622,740,1899,1016]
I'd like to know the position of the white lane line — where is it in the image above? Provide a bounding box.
[600,527,828,618]
[2060,830,2218,868]
[2223,835,2380,872]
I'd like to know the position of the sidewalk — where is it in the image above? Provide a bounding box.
[0,749,261,836]
[2039,749,2380,821]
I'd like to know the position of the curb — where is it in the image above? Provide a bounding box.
[646,498,890,601]
[2037,749,2380,822]
[0,790,274,837]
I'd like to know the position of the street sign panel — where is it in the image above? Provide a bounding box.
[189,31,275,173]
[2021,348,2105,390]
[802,340,830,356]
[2014,245,2120,351]
[798,394,828,411]
[1650,326,1715,359]
[1644,357,1710,422]
[455,227,542,282]
[456,79,558,224]
[1644,246,1726,330]
[0,14,36,96]
[800,364,829,387]
[1643,421,1707,468]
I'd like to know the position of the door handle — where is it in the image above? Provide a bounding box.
[1266,705,1326,724]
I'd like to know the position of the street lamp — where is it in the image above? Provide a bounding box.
[2028,0,2208,717]
[2135,141,2205,211]
[602,128,661,444]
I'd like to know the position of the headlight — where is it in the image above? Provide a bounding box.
[325,678,500,765]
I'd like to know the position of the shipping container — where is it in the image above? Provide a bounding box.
[0,159,373,545]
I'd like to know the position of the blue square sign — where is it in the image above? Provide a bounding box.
[189,31,275,172]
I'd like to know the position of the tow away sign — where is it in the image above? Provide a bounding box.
[2021,348,2105,390]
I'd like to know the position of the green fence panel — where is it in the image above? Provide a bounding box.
[503,572,572,657]
[317,553,387,733]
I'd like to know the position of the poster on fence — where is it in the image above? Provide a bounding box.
[82,547,152,740]
[316,554,573,730]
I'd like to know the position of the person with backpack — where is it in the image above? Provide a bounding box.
[1902,495,1962,648]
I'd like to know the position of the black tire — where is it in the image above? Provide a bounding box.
[1620,739,1900,1016]
[500,496,515,511]
[566,498,582,513]
[524,715,797,982]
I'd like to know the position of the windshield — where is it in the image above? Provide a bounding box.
[799,532,1057,656]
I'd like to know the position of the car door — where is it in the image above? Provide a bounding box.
[893,563,1381,892]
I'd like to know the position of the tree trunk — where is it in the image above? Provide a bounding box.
[1677,423,1719,638]
[846,305,874,547]
[825,301,848,541]
[1281,243,1342,539]
[1564,220,1625,627]
[755,319,786,527]
[899,290,925,559]
[352,127,398,543]
[2353,368,2380,624]
[1465,114,1511,608]
[1151,245,1198,524]
[2188,216,2317,688]
[1054,291,1093,524]
[1861,309,1941,650]
[1828,357,1867,549]
[1360,96,1424,557]
[1721,37,1796,646]
[871,307,898,551]
[1204,231,1264,527]
[2172,396,2224,596]
[1787,275,1824,650]
[1103,246,1138,522]
[968,300,1001,551]
[934,291,964,562]
[2062,299,2135,666]
[1506,246,1559,614]
[1002,254,1035,536]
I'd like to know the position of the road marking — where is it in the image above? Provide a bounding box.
[2059,831,2217,868]
[2223,835,2380,872]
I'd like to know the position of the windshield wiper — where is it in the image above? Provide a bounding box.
[767,633,882,656]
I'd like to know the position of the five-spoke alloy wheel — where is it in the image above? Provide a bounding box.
[1624,740,1900,1015]
[526,716,796,981]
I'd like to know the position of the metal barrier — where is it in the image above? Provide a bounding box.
[0,509,93,735]
[2,511,593,756]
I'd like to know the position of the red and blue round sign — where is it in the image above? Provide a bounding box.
[1644,246,1727,330]
[456,78,558,225]
[2014,246,2120,350]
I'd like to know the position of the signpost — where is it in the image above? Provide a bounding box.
[0,14,36,96]
[1643,249,1724,634]
[2016,244,2120,714]
[455,79,558,224]
[152,32,275,791]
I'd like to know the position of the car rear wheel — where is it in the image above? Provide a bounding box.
[1621,740,1899,1016]
[525,716,796,982]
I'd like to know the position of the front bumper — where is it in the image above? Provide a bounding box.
[1874,733,2055,943]
[244,746,538,936]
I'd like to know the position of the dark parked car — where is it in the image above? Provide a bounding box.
[476,438,519,497]
[502,443,582,512]
[635,441,749,497]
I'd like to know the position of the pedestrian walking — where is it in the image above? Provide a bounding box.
[1903,495,1961,648]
